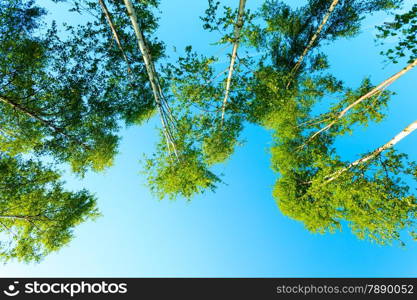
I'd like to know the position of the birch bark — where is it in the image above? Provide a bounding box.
[220,0,247,125]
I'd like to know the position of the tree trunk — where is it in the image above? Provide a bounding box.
[123,0,178,156]
[287,0,339,89]
[305,57,417,145]
[326,119,417,183]
[220,0,247,125]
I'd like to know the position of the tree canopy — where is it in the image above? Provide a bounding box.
[1,0,417,262]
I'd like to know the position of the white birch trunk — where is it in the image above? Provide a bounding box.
[123,0,178,156]
[287,0,339,89]
[326,119,417,183]
[220,0,247,125]
[305,58,417,145]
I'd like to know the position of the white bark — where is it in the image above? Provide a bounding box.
[220,0,247,125]
[305,58,417,145]
[123,0,178,156]
[287,0,339,89]
[326,119,417,183]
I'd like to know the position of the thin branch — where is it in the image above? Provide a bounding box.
[206,67,230,87]
[98,0,132,73]
[220,0,247,126]
[0,95,91,151]
[0,214,44,221]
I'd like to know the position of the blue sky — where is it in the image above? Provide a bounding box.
[1,0,417,277]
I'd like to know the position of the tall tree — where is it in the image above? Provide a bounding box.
[288,0,339,88]
[247,0,417,245]
[0,0,164,261]
[325,119,417,183]
[143,0,256,200]
[2,0,415,254]
[303,57,417,146]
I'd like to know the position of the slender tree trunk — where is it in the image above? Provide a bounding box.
[123,0,178,157]
[0,95,91,150]
[287,0,339,89]
[98,0,132,73]
[220,0,247,125]
[305,57,417,146]
[325,119,417,183]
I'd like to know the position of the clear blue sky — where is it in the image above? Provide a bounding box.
[1,0,417,277]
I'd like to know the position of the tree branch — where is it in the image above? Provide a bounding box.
[98,0,132,73]
[0,95,91,151]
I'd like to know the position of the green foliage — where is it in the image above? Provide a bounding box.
[256,64,415,244]
[276,149,417,245]
[144,125,221,200]
[145,153,220,201]
[0,0,165,261]
[251,0,403,73]
[142,42,252,200]
[249,25,413,244]
[377,4,417,63]
[202,119,243,166]
[0,0,124,174]
[311,78,392,137]
[0,155,99,262]
[1,0,416,257]
[200,0,255,46]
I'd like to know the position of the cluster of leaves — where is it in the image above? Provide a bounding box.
[142,0,417,246]
[377,4,417,63]
[0,155,99,262]
[144,115,222,200]
[276,148,417,245]
[248,0,403,73]
[0,0,122,174]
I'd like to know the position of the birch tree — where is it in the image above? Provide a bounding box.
[287,0,339,88]
[143,1,256,200]
[248,0,417,245]
[2,0,415,251]
[0,0,122,174]
[255,65,417,245]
